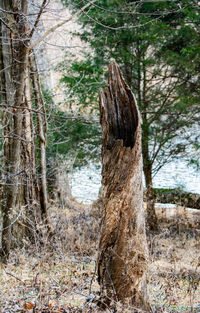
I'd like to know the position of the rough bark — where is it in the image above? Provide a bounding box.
[0,0,29,260]
[0,12,13,257]
[97,62,150,310]
[21,64,42,239]
[0,1,51,260]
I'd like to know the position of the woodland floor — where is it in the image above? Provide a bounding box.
[0,199,200,313]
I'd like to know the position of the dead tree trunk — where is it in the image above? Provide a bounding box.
[98,62,150,311]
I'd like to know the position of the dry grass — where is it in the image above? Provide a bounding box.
[0,199,199,313]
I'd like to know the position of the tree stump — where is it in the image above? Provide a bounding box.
[97,62,150,310]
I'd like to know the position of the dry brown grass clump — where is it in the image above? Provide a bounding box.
[0,199,199,312]
[48,197,101,256]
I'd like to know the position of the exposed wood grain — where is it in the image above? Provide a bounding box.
[98,62,150,310]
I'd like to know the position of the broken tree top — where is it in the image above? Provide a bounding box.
[99,62,139,149]
[98,62,149,309]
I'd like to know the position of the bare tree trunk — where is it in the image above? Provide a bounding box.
[142,138,158,231]
[0,11,13,258]
[21,64,42,239]
[0,0,51,260]
[0,0,29,261]
[98,62,150,311]
[30,56,51,230]
[142,93,158,232]
[135,44,158,232]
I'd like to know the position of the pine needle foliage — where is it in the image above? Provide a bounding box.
[60,0,200,179]
[43,90,101,168]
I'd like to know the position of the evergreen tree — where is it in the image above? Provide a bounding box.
[159,0,200,170]
[60,0,200,229]
[42,89,100,167]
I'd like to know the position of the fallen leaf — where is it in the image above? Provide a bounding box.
[48,299,56,308]
[24,301,34,310]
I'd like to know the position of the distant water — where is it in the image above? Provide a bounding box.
[71,159,200,204]
[71,164,102,204]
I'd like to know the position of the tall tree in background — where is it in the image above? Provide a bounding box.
[0,0,98,261]
[0,0,50,261]
[61,0,200,230]
[159,0,200,170]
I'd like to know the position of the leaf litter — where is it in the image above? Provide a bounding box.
[0,200,200,312]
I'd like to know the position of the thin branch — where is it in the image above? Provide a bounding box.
[0,17,13,32]
[0,206,26,231]
[29,0,98,50]
[82,10,161,30]
[0,64,12,74]
[190,0,200,10]
[0,104,99,123]
[92,2,183,16]
[48,273,93,301]
[4,271,26,285]
[29,0,48,38]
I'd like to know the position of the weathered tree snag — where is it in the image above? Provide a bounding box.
[98,62,150,311]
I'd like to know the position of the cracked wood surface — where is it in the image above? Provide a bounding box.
[98,62,150,310]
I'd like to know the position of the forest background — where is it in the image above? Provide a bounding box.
[0,0,200,312]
